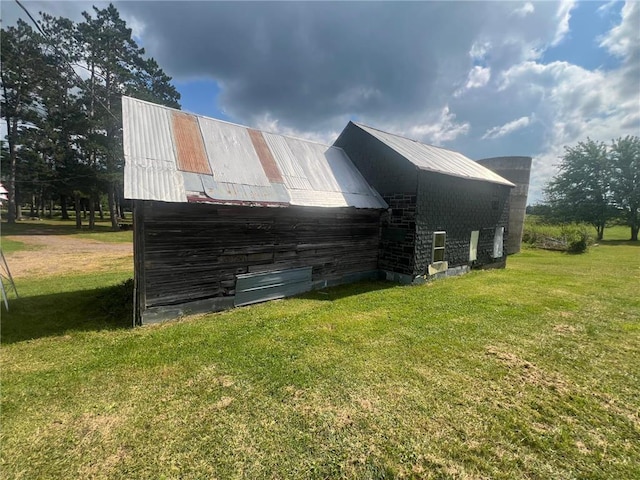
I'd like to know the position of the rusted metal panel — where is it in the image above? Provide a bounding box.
[352,123,514,187]
[247,129,284,184]
[262,132,387,208]
[262,133,313,190]
[122,96,386,209]
[172,112,212,175]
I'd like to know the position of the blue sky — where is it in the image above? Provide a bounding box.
[542,1,623,70]
[2,1,639,204]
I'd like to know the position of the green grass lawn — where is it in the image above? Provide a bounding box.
[0,237,33,254]
[1,230,638,479]
[1,218,133,246]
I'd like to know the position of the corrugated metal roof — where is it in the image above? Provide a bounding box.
[122,97,186,203]
[122,96,387,209]
[172,112,212,175]
[352,123,515,187]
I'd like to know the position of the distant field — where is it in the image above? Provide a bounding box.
[1,223,638,479]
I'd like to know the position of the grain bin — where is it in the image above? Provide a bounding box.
[476,156,532,254]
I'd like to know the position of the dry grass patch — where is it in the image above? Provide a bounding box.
[4,234,131,279]
[485,345,570,394]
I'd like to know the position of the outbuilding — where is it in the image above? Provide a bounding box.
[123,97,387,324]
[123,97,517,324]
[334,122,515,284]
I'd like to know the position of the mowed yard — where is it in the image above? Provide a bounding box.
[1,220,639,479]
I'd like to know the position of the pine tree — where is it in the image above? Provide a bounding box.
[0,20,46,223]
[76,4,180,229]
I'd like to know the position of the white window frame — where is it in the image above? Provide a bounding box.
[432,231,446,263]
[493,226,504,258]
[469,230,479,262]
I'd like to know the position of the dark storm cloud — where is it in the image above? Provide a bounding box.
[115,2,493,129]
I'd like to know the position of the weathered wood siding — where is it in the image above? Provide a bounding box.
[137,201,381,310]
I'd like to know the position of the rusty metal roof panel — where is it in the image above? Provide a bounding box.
[172,112,212,175]
[122,96,387,209]
[262,132,386,207]
[247,129,285,183]
[122,96,186,202]
[354,123,515,187]
[261,133,313,190]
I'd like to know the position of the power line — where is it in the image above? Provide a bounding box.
[14,0,119,122]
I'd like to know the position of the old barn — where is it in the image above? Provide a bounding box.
[335,122,515,283]
[123,97,517,324]
[123,97,387,324]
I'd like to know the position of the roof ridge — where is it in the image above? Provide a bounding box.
[350,121,514,187]
[352,121,466,156]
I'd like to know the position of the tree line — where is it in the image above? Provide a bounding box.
[1,3,180,230]
[533,136,640,241]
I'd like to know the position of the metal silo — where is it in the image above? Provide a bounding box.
[476,156,532,255]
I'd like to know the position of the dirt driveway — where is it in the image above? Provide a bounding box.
[4,235,133,279]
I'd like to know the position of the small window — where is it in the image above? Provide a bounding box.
[433,231,446,262]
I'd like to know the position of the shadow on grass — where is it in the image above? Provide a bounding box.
[599,239,640,247]
[1,280,133,344]
[1,220,121,237]
[299,280,398,302]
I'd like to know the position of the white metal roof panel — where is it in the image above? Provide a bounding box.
[198,117,271,187]
[122,96,387,209]
[262,133,314,190]
[123,97,186,202]
[354,123,515,187]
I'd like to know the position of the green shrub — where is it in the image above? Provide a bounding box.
[523,219,593,253]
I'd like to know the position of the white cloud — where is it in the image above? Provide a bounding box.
[253,112,339,145]
[513,2,535,18]
[552,0,577,46]
[465,66,491,89]
[125,15,147,43]
[482,116,531,140]
[597,1,619,15]
[405,106,470,146]
[599,1,639,59]
[469,41,491,61]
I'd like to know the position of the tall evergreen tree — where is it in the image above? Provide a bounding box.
[2,4,179,228]
[38,13,91,225]
[0,20,45,223]
[77,4,180,229]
